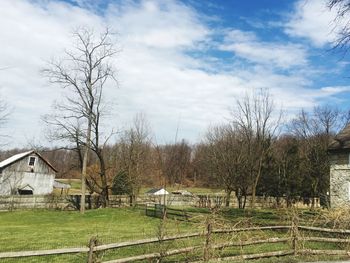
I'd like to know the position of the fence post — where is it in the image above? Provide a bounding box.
[87,236,98,263]
[203,218,212,262]
[291,211,299,256]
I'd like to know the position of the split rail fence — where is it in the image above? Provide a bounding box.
[2,224,350,262]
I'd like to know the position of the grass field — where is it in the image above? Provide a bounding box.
[0,208,194,252]
[0,207,349,262]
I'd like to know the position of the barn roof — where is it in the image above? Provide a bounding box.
[0,150,57,172]
[329,124,350,151]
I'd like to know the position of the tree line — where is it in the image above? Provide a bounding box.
[3,0,350,212]
[1,101,347,210]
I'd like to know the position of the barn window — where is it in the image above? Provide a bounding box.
[28,156,36,166]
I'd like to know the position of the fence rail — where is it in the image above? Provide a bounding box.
[3,224,350,262]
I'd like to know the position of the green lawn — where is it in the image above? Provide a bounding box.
[0,208,349,263]
[0,208,191,252]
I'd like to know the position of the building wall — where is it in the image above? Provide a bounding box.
[330,152,350,207]
[0,153,55,195]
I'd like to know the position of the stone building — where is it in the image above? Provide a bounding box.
[0,150,57,195]
[329,124,350,207]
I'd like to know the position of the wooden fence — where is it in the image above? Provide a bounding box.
[2,224,350,262]
[0,194,320,211]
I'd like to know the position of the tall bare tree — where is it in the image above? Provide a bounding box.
[232,89,281,208]
[43,27,117,213]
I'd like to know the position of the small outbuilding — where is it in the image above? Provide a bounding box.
[145,188,169,205]
[145,188,169,196]
[0,150,57,195]
[329,124,350,207]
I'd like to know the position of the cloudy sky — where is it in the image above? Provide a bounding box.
[1,0,350,147]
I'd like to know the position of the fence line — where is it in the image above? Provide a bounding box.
[0,247,89,258]
[197,250,295,262]
[213,225,291,233]
[0,194,320,211]
[2,225,350,262]
[103,246,199,263]
[299,225,350,234]
[0,232,202,259]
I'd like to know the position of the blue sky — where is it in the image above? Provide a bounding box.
[0,0,349,147]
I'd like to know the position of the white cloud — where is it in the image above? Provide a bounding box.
[0,0,346,147]
[219,29,308,69]
[320,85,350,95]
[107,0,210,50]
[285,0,341,47]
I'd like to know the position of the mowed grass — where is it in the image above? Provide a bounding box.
[0,208,192,252]
[1,208,349,263]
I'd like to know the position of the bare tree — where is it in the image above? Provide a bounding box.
[289,105,347,208]
[232,89,281,208]
[158,140,192,186]
[205,124,249,208]
[114,114,152,206]
[328,0,350,51]
[43,27,117,213]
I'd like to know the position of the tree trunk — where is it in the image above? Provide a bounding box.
[250,157,263,209]
[237,195,242,209]
[80,114,92,214]
[225,190,232,207]
[243,194,247,209]
[235,188,243,209]
[99,154,109,208]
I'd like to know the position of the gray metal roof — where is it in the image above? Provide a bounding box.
[0,150,57,172]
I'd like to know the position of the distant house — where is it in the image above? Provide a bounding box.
[329,124,350,207]
[0,150,57,195]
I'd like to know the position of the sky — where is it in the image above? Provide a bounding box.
[1,0,350,147]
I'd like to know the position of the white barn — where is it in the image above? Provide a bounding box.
[0,150,57,195]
